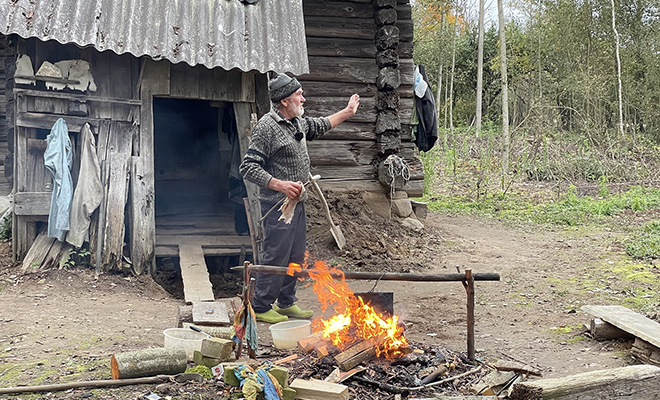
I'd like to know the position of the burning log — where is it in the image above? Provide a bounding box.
[297,334,330,354]
[334,340,378,371]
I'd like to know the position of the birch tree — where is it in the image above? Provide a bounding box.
[611,0,624,138]
[476,0,485,137]
[497,0,510,175]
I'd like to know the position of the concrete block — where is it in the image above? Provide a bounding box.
[282,387,296,400]
[268,366,289,388]
[222,365,241,387]
[194,350,221,369]
[201,337,234,361]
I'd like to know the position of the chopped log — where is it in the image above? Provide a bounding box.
[495,360,542,377]
[375,109,401,134]
[375,26,400,51]
[376,90,400,111]
[376,49,399,68]
[110,348,187,379]
[590,317,635,340]
[509,365,660,400]
[375,8,397,26]
[377,133,401,155]
[376,67,401,91]
[181,323,233,340]
[631,337,660,366]
[334,340,377,371]
[317,345,330,358]
[297,333,325,353]
[177,304,193,327]
[374,0,397,9]
[289,378,349,400]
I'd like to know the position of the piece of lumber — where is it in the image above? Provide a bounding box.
[21,231,56,272]
[179,244,214,304]
[317,345,330,358]
[631,337,660,366]
[273,354,299,365]
[509,365,660,400]
[289,378,349,400]
[334,340,377,371]
[0,375,171,395]
[110,348,187,379]
[192,301,230,326]
[325,366,367,384]
[420,365,449,385]
[581,305,660,348]
[590,317,635,340]
[297,333,325,354]
[495,360,542,377]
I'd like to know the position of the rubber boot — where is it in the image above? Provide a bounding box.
[254,309,288,324]
[273,304,314,319]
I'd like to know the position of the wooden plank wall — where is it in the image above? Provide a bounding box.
[301,0,423,195]
[0,36,11,195]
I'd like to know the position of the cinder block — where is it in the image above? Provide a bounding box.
[268,366,289,388]
[222,365,241,387]
[201,337,234,361]
[194,350,221,369]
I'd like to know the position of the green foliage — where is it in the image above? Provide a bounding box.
[60,247,92,270]
[186,365,213,380]
[626,220,660,259]
[0,214,11,242]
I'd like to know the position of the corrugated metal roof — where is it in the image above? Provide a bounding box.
[0,0,309,75]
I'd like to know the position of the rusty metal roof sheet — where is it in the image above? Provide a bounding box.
[0,0,309,74]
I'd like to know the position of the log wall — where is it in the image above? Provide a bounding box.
[301,0,422,196]
[0,36,10,195]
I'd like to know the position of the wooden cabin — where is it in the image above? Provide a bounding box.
[0,0,421,275]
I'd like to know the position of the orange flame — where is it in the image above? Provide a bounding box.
[307,260,408,359]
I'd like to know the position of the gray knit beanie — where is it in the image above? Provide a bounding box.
[269,73,302,102]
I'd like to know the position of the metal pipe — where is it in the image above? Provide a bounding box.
[231,264,500,282]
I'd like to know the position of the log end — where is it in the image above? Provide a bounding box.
[110,354,120,380]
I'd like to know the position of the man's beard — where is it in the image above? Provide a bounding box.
[286,101,304,117]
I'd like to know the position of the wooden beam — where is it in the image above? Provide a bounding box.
[156,235,252,247]
[289,379,349,400]
[334,340,377,371]
[582,305,660,349]
[509,365,660,400]
[14,191,50,216]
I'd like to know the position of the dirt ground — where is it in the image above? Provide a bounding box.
[0,192,643,399]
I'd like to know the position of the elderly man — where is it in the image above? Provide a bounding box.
[239,73,359,323]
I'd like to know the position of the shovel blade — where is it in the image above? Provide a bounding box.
[330,224,346,250]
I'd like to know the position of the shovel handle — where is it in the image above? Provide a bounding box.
[309,173,335,225]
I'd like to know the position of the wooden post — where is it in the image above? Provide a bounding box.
[464,269,475,362]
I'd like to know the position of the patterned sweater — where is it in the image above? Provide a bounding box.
[239,110,331,204]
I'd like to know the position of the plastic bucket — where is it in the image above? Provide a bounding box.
[163,328,207,361]
[269,320,312,349]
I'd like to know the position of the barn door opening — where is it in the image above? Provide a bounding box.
[152,97,251,299]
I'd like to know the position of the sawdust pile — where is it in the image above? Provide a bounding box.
[305,191,441,274]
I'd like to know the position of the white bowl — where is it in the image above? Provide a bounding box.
[269,320,312,349]
[163,328,207,361]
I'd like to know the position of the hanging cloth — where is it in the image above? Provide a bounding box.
[413,65,439,152]
[44,118,73,242]
[66,123,103,248]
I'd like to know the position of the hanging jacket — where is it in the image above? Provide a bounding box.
[44,118,73,242]
[66,123,103,248]
[413,65,439,152]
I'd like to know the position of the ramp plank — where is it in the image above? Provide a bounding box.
[179,245,214,304]
[582,305,660,348]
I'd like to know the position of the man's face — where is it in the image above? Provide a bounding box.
[283,88,305,117]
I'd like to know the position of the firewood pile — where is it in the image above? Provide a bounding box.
[279,339,487,398]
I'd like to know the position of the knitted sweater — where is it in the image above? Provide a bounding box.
[239,110,331,204]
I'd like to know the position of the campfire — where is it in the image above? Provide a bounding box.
[306,260,408,359]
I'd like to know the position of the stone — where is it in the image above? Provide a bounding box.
[391,199,413,218]
[386,190,408,200]
[201,337,234,361]
[194,350,221,368]
[222,365,241,386]
[282,387,297,400]
[362,192,391,219]
[401,216,424,231]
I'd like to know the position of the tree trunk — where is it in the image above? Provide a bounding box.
[476,0,485,137]
[449,5,457,138]
[611,0,625,138]
[497,0,510,176]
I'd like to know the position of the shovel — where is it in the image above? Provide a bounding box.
[309,173,347,250]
